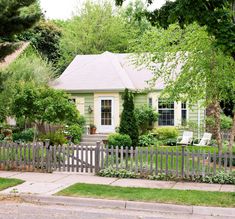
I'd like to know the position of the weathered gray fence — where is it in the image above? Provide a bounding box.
[97,145,235,177]
[0,142,234,178]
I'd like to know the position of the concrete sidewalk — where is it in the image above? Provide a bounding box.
[0,171,234,195]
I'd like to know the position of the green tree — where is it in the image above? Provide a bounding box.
[21,20,62,65]
[132,24,235,151]
[116,0,235,152]
[11,82,82,133]
[0,46,55,122]
[120,0,151,34]
[119,89,139,146]
[0,0,41,60]
[57,1,138,72]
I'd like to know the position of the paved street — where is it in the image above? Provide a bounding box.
[0,196,234,219]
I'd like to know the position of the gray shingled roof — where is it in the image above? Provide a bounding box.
[52,51,165,92]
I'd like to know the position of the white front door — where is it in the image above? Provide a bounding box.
[99,97,115,133]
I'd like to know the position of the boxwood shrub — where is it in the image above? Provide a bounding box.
[107,133,132,147]
[152,127,179,140]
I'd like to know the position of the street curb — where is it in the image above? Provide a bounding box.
[3,194,232,217]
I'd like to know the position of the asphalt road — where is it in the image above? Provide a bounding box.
[0,200,233,219]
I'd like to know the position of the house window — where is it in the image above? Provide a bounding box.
[148,97,153,107]
[148,97,153,126]
[69,98,76,104]
[181,102,187,125]
[158,99,174,126]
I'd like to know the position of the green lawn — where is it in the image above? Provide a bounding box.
[56,183,235,207]
[0,177,24,191]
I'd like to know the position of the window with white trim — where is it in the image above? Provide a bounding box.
[158,99,174,126]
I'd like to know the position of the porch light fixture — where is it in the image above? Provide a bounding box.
[88,105,93,114]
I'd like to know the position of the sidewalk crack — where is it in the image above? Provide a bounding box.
[219,184,223,191]
[109,178,119,185]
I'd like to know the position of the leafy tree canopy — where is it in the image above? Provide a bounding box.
[147,0,235,59]
[132,23,235,151]
[57,1,141,72]
[11,82,82,127]
[20,20,62,65]
[116,0,235,59]
[119,0,151,34]
[0,46,55,122]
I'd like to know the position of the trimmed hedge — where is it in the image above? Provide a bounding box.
[107,133,132,147]
[153,127,179,140]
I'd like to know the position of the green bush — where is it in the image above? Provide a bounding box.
[220,114,232,130]
[153,127,179,140]
[193,172,235,184]
[13,128,35,142]
[107,133,132,147]
[66,124,83,144]
[135,105,158,134]
[98,167,138,178]
[40,130,67,145]
[98,168,235,185]
[138,133,156,146]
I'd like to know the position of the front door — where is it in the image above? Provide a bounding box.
[99,97,115,133]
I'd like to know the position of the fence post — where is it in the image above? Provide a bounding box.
[95,141,101,174]
[45,139,51,173]
[181,145,185,178]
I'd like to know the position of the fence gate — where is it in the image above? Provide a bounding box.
[0,142,101,174]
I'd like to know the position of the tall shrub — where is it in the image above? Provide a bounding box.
[119,89,139,146]
[135,105,158,134]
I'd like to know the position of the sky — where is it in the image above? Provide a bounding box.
[40,0,167,20]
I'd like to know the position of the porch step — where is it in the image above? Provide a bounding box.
[80,134,108,146]
[82,134,108,139]
[82,138,105,142]
[80,142,99,146]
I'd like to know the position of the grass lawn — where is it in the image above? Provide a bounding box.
[0,177,24,191]
[56,183,235,207]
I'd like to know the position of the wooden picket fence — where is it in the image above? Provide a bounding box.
[0,142,234,178]
[98,146,235,178]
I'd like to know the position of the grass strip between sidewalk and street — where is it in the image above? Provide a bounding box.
[56,183,235,208]
[0,178,24,191]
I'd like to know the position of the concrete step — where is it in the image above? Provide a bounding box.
[82,134,108,138]
[80,141,101,145]
[80,134,108,146]
[81,138,107,142]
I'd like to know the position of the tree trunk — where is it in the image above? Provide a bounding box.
[213,101,223,152]
[228,108,235,152]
